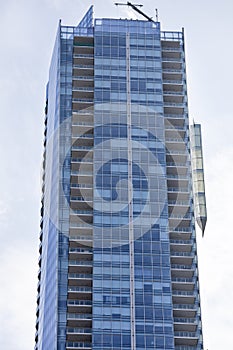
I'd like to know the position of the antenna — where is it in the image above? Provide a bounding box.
[155,8,159,22]
[115,2,155,23]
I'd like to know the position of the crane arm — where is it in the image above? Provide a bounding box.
[115,2,155,23]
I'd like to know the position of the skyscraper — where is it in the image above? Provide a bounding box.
[35,5,207,350]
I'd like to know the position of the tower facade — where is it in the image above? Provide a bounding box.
[35,6,206,350]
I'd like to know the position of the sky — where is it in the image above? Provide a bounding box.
[0,0,232,349]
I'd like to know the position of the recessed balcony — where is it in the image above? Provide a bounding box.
[172,278,195,292]
[169,214,191,228]
[73,45,94,56]
[67,299,92,314]
[171,265,195,279]
[170,238,193,252]
[173,303,197,319]
[170,252,194,265]
[67,342,92,350]
[174,332,199,346]
[67,327,92,342]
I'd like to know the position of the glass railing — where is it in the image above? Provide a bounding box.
[73,87,94,91]
[69,247,92,253]
[71,210,93,216]
[162,47,182,52]
[73,98,93,103]
[164,102,185,107]
[167,173,189,180]
[72,122,93,126]
[171,252,194,257]
[163,91,183,95]
[73,65,94,69]
[169,215,191,219]
[174,331,198,338]
[171,264,196,270]
[72,146,93,150]
[73,76,94,80]
[68,286,92,292]
[66,341,92,348]
[69,260,92,266]
[69,273,92,279]
[67,313,92,319]
[69,222,93,228]
[167,186,189,192]
[67,327,92,334]
[173,304,197,310]
[67,300,92,306]
[174,317,197,324]
[166,137,187,142]
[172,277,194,283]
[72,134,93,138]
[69,234,93,240]
[163,79,183,84]
[70,195,92,200]
[71,157,93,164]
[73,53,94,58]
[71,172,93,177]
[170,239,192,245]
[170,227,192,233]
[173,290,196,296]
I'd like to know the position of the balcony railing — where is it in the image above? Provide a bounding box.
[67,313,92,320]
[68,287,92,292]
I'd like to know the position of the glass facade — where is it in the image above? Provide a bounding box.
[35,6,206,350]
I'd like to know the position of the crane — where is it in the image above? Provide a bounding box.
[115,2,157,23]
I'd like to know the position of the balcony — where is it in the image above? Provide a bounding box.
[173,304,197,318]
[71,147,93,161]
[168,188,190,202]
[73,55,94,65]
[70,187,93,199]
[165,126,186,138]
[67,299,92,314]
[171,264,195,279]
[174,318,198,333]
[167,164,188,178]
[67,327,92,342]
[73,77,94,89]
[70,197,93,212]
[169,229,192,241]
[172,278,195,292]
[163,93,184,105]
[72,137,93,151]
[163,70,183,82]
[68,286,92,300]
[169,214,191,228]
[163,78,183,85]
[73,88,94,100]
[66,341,92,350]
[162,50,182,59]
[164,102,186,114]
[71,171,93,186]
[71,161,93,174]
[73,67,94,77]
[162,60,182,70]
[170,239,193,252]
[170,252,194,265]
[67,312,92,329]
[168,198,190,216]
[165,137,187,150]
[69,260,92,267]
[72,100,94,112]
[73,45,94,56]
[174,331,199,346]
